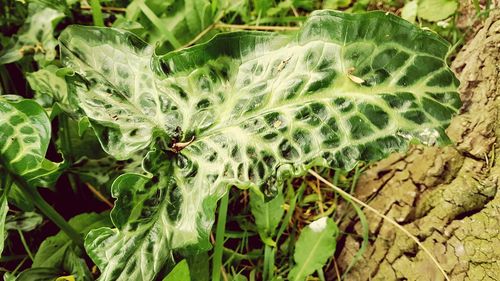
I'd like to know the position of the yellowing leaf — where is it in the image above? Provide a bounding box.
[417,0,458,22]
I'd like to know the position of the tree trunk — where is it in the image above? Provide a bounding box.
[335,10,500,281]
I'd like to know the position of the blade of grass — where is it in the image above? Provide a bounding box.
[137,0,182,49]
[89,0,105,27]
[212,190,229,281]
[12,256,28,275]
[276,181,305,242]
[340,165,369,278]
[317,268,326,281]
[263,244,275,280]
[338,193,368,279]
[81,5,126,13]
[473,0,481,15]
[308,170,450,281]
[332,257,341,281]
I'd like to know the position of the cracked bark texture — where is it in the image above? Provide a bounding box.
[335,10,500,281]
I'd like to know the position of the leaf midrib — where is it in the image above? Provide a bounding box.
[292,227,331,281]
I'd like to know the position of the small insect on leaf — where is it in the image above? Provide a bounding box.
[276,56,292,73]
[347,67,365,84]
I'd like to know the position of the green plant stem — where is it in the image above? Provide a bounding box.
[472,0,481,14]
[317,269,326,281]
[263,244,274,280]
[17,229,34,261]
[212,190,229,281]
[276,181,305,242]
[59,114,78,193]
[12,256,28,275]
[10,173,83,247]
[89,0,105,27]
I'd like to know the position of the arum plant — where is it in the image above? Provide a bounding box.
[55,10,460,280]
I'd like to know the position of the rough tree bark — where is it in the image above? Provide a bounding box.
[335,10,500,281]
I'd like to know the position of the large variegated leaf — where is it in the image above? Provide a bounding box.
[0,96,51,177]
[0,96,51,257]
[60,10,460,281]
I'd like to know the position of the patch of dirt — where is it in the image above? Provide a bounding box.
[335,10,500,281]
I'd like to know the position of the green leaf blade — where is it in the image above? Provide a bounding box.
[417,0,458,22]
[84,152,180,281]
[5,211,43,232]
[163,259,190,281]
[288,217,339,281]
[59,25,176,159]
[250,191,285,242]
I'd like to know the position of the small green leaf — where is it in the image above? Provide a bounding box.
[26,65,69,109]
[56,276,76,281]
[5,211,43,232]
[186,253,210,281]
[19,246,91,281]
[417,0,458,22]
[249,190,284,243]
[401,0,418,23]
[322,0,352,9]
[83,151,186,281]
[31,212,111,281]
[2,272,16,281]
[7,184,34,212]
[163,259,190,281]
[288,217,339,281]
[77,117,91,137]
